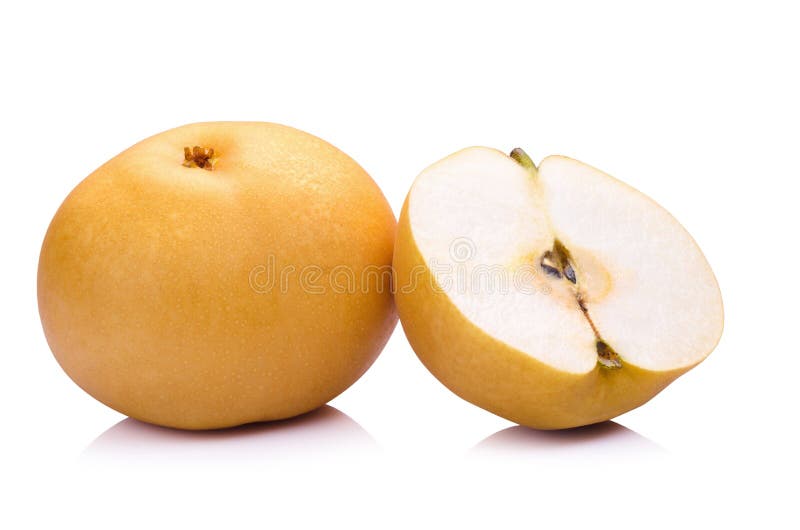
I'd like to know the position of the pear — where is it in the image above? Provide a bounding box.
[38,122,397,430]
[393,147,723,429]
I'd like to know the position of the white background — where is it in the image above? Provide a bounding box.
[2,1,798,528]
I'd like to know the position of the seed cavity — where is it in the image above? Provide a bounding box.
[541,251,563,279]
[539,239,575,283]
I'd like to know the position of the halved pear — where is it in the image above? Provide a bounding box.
[393,147,723,429]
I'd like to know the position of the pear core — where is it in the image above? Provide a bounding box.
[514,150,623,370]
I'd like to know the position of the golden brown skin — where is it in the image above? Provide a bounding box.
[393,197,690,430]
[38,122,397,430]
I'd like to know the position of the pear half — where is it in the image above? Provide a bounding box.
[393,147,723,429]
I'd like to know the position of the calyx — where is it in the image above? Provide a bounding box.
[183,146,217,170]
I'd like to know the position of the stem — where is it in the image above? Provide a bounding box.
[510,148,537,174]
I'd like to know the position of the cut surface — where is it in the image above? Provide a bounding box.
[408,147,723,374]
